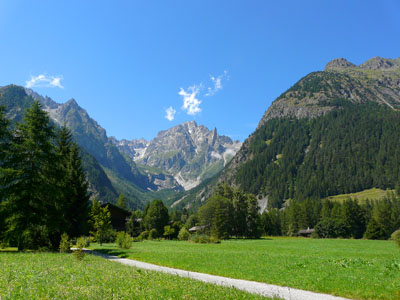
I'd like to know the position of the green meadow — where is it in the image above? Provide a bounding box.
[0,252,272,300]
[91,237,400,300]
[325,188,395,203]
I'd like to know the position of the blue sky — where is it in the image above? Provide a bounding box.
[1,1,399,141]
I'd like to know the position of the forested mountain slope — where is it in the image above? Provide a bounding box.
[178,56,400,209]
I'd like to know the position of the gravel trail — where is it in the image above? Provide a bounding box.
[82,249,351,300]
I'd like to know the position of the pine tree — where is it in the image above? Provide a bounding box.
[55,126,90,238]
[246,194,262,238]
[0,106,10,241]
[232,189,247,237]
[3,101,58,250]
[143,200,169,237]
[211,196,233,239]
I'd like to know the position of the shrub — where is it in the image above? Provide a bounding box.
[73,236,87,261]
[116,232,133,249]
[138,230,149,240]
[178,228,191,241]
[190,234,220,244]
[148,228,158,240]
[59,233,70,253]
[76,236,91,248]
[392,229,400,249]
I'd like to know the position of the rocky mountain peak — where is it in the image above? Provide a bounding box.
[112,121,242,191]
[324,58,355,70]
[65,98,79,107]
[359,56,400,70]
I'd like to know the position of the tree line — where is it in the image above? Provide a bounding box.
[263,193,400,239]
[0,102,90,250]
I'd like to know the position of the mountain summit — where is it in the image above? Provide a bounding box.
[112,121,242,190]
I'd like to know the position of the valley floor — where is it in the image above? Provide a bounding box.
[90,237,400,300]
[0,251,270,300]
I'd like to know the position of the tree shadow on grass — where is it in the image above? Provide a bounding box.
[92,248,130,258]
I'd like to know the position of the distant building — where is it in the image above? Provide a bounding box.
[188,225,206,233]
[101,203,131,232]
[298,227,315,237]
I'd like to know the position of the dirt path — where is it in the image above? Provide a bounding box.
[84,249,351,300]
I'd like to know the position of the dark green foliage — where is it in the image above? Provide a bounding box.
[364,218,386,240]
[261,209,281,236]
[56,127,90,238]
[197,184,262,239]
[2,101,59,250]
[126,210,143,237]
[246,194,262,238]
[143,200,169,237]
[314,218,349,238]
[236,102,400,208]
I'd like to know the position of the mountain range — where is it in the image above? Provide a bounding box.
[0,86,241,209]
[2,56,400,212]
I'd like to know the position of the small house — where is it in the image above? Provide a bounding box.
[188,225,206,233]
[101,203,131,232]
[298,227,315,237]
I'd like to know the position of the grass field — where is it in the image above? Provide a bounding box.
[325,188,395,203]
[0,252,272,300]
[91,238,400,300]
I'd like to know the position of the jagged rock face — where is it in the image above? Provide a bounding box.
[257,56,400,129]
[114,121,242,190]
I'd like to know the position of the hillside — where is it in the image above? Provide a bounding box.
[177,56,400,209]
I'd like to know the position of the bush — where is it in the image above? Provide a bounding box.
[392,229,400,249]
[148,228,158,240]
[73,236,87,261]
[138,231,149,240]
[190,234,220,244]
[178,228,191,241]
[59,233,70,253]
[76,236,91,248]
[116,232,133,249]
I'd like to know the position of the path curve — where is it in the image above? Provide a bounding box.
[82,249,351,300]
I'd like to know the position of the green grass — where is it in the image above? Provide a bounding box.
[0,252,272,300]
[91,238,400,300]
[325,188,395,203]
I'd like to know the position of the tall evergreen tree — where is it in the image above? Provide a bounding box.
[0,106,10,241]
[143,200,169,237]
[232,189,247,237]
[246,194,262,238]
[3,101,58,250]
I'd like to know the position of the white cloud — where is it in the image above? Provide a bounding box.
[179,85,202,115]
[206,70,228,96]
[165,106,176,121]
[25,74,64,89]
